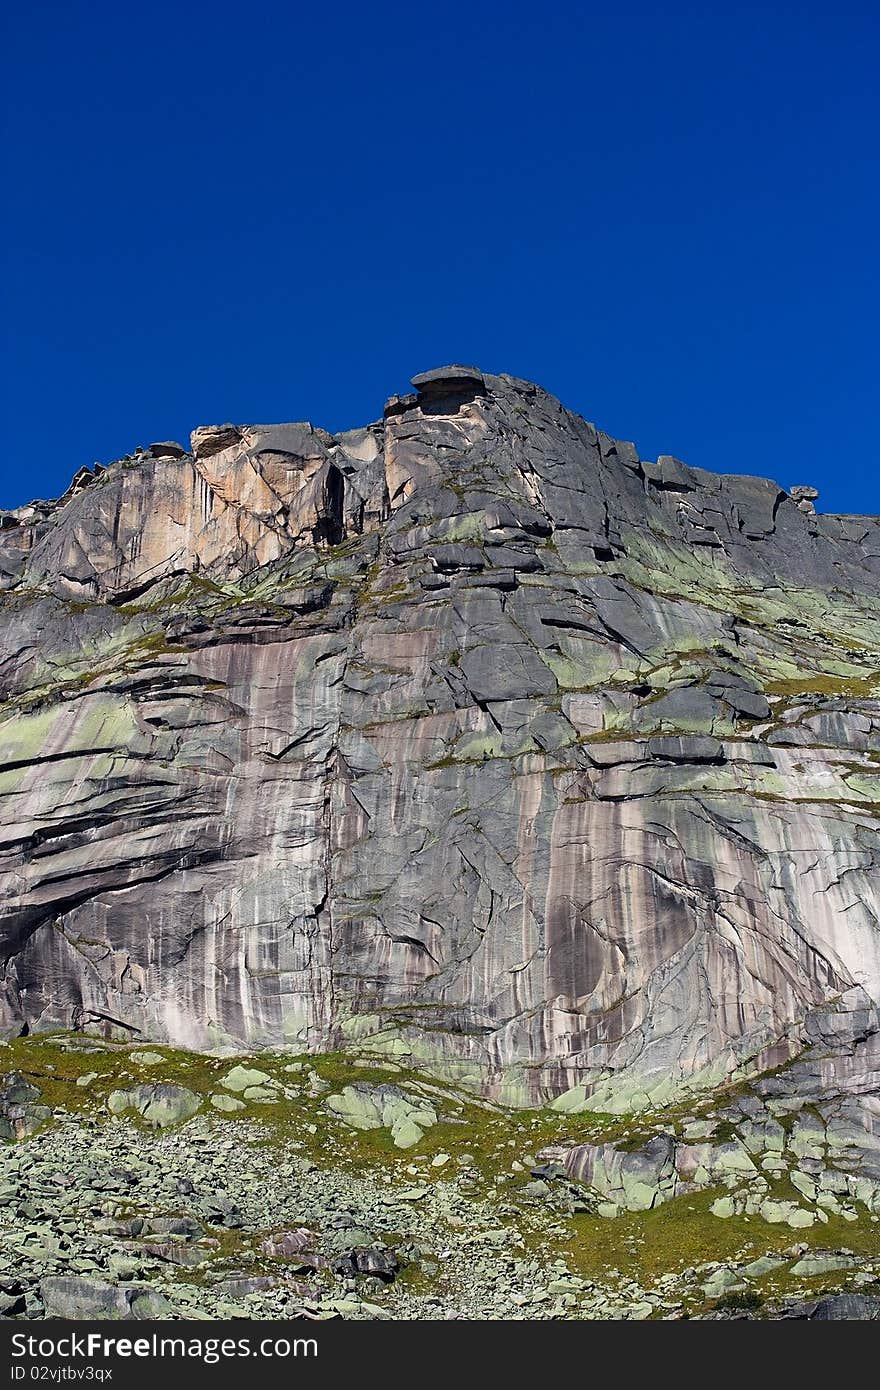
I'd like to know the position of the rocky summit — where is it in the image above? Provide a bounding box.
[1,367,879,1319]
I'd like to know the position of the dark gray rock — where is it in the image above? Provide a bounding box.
[353,1247,400,1281]
[783,1294,880,1321]
[331,1247,400,1281]
[0,1290,26,1317]
[411,365,485,392]
[146,441,187,460]
[647,736,724,763]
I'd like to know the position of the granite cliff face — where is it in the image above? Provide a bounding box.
[1,366,878,1112]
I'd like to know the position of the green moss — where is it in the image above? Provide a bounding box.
[764,673,880,698]
[116,574,235,616]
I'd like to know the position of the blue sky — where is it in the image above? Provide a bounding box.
[2,2,878,514]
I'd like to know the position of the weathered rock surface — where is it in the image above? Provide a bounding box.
[538,1050,880,1220]
[40,1275,170,1319]
[106,1083,201,1127]
[1,366,879,1116]
[782,1293,880,1320]
[325,1083,438,1148]
[0,1072,52,1140]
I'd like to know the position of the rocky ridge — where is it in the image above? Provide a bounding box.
[0,366,878,1129]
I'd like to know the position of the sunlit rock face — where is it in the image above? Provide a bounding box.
[1,367,879,1108]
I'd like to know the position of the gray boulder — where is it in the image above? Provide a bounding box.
[107,1083,201,1127]
[0,1072,52,1140]
[783,1294,880,1321]
[40,1277,171,1320]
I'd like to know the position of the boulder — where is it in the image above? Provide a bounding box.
[40,1277,171,1320]
[564,1135,677,1211]
[220,1066,276,1094]
[783,1294,880,1321]
[106,1083,200,1127]
[0,1073,52,1140]
[260,1229,318,1259]
[325,1084,437,1148]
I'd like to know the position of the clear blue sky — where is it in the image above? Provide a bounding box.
[2,2,878,515]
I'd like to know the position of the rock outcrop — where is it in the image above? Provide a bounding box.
[1,367,878,1115]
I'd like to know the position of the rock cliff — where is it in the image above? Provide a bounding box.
[1,366,878,1112]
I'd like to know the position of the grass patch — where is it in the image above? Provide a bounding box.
[764,673,880,698]
[553,1184,879,1293]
